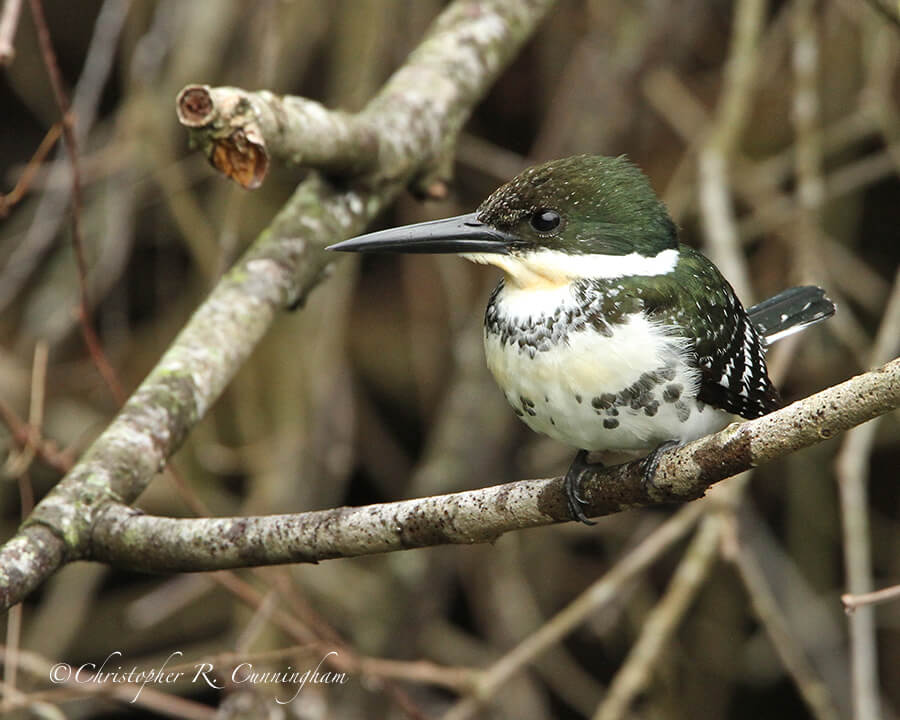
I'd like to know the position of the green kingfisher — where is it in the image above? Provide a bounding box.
[328,155,835,523]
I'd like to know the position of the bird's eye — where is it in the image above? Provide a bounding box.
[530,209,561,233]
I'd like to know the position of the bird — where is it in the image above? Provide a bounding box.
[328,154,835,523]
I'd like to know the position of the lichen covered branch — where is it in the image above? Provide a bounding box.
[85,358,900,576]
[177,0,554,191]
[176,85,378,188]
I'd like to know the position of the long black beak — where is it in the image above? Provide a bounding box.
[327,213,516,255]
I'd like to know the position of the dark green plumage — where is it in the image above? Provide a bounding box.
[609,246,782,418]
[333,153,819,422]
[476,154,677,256]
[479,155,782,419]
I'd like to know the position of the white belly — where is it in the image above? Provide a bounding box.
[484,305,733,452]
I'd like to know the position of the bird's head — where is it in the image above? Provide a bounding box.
[328,155,678,289]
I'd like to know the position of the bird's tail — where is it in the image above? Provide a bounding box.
[748,286,835,345]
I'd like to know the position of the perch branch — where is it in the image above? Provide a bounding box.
[78,358,900,575]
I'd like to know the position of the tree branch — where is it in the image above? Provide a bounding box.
[176,85,378,188]
[174,0,548,195]
[0,0,555,611]
[82,358,900,575]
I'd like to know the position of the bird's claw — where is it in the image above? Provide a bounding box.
[564,449,599,526]
[640,440,681,498]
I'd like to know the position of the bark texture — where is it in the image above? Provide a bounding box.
[86,358,900,574]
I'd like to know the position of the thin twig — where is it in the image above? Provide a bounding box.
[789,21,884,712]
[0,122,61,217]
[843,584,900,613]
[27,0,125,404]
[233,590,277,655]
[0,397,74,474]
[738,146,900,239]
[736,500,852,709]
[3,341,48,479]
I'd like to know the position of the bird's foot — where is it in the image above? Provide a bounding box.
[640,440,681,499]
[564,449,601,525]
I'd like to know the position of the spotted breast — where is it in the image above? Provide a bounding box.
[483,278,735,452]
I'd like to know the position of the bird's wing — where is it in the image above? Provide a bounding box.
[688,291,782,419]
[642,247,781,419]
